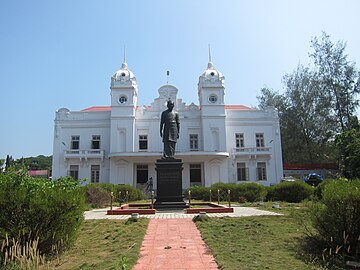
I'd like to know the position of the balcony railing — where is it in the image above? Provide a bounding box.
[64,149,105,160]
[234,147,272,155]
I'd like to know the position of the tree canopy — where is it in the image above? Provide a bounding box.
[257,32,360,168]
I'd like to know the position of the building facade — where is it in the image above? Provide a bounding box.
[52,59,283,190]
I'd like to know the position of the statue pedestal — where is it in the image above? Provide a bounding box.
[154,159,187,209]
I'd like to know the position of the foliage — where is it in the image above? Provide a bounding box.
[210,182,237,201]
[266,181,313,203]
[233,182,267,202]
[115,184,145,202]
[183,186,210,200]
[309,180,360,261]
[335,127,360,179]
[83,184,111,208]
[257,31,360,164]
[185,182,267,202]
[0,172,85,260]
[310,32,360,133]
[83,183,145,208]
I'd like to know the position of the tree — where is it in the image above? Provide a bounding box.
[335,117,360,178]
[0,159,4,174]
[310,31,360,133]
[257,32,359,165]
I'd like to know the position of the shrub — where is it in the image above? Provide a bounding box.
[210,183,237,201]
[114,184,145,202]
[84,184,145,207]
[234,183,267,202]
[0,172,85,259]
[309,180,360,259]
[184,186,210,200]
[266,181,313,203]
[84,184,111,208]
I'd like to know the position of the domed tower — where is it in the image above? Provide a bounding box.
[110,58,138,154]
[198,57,226,152]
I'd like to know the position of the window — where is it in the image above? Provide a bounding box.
[235,133,244,148]
[69,165,79,180]
[136,165,148,184]
[91,165,100,183]
[71,136,80,149]
[190,164,202,185]
[256,133,265,149]
[237,163,248,181]
[189,134,199,150]
[257,162,267,181]
[92,135,101,149]
[139,135,148,150]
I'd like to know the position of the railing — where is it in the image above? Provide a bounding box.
[64,149,105,160]
[234,147,271,154]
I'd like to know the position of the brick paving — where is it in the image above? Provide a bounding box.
[132,218,219,270]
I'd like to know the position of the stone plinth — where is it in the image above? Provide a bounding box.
[154,159,187,209]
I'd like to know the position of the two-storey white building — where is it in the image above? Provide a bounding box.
[52,59,283,190]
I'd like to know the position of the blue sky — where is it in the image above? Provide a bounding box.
[1,0,360,159]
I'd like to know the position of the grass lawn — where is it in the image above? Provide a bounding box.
[195,205,322,270]
[41,218,149,270]
[41,203,323,270]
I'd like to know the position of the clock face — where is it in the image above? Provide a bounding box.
[208,94,218,103]
[118,95,128,104]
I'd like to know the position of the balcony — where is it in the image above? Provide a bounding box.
[64,149,105,161]
[233,147,272,158]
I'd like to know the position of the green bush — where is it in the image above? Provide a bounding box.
[210,183,237,201]
[0,172,85,257]
[266,181,313,203]
[83,183,111,208]
[234,183,267,202]
[114,184,146,202]
[84,183,145,207]
[184,186,210,200]
[309,180,360,259]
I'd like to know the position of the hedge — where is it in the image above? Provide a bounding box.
[0,172,85,258]
[266,180,313,203]
[309,180,360,259]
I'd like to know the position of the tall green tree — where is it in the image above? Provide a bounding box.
[257,32,359,164]
[310,31,360,133]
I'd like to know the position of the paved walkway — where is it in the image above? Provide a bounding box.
[84,206,281,220]
[132,218,219,270]
[84,207,280,269]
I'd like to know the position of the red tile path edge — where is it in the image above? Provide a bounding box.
[133,218,219,270]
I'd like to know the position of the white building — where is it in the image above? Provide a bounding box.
[52,58,283,190]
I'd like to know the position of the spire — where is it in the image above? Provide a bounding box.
[121,46,128,69]
[123,45,126,64]
[208,44,212,63]
[207,44,214,69]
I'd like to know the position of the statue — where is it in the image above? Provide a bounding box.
[160,100,180,159]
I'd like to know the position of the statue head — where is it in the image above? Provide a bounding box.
[167,100,174,110]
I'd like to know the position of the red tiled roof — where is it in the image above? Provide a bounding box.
[225,105,255,110]
[283,163,338,170]
[28,170,49,176]
[81,106,111,112]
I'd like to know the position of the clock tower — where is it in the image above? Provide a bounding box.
[198,60,226,152]
[110,60,138,154]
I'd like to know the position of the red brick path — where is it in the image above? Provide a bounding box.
[133,218,219,270]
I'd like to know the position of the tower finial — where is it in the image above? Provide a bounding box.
[123,45,126,63]
[208,44,212,63]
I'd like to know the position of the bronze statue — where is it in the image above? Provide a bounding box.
[160,100,180,159]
